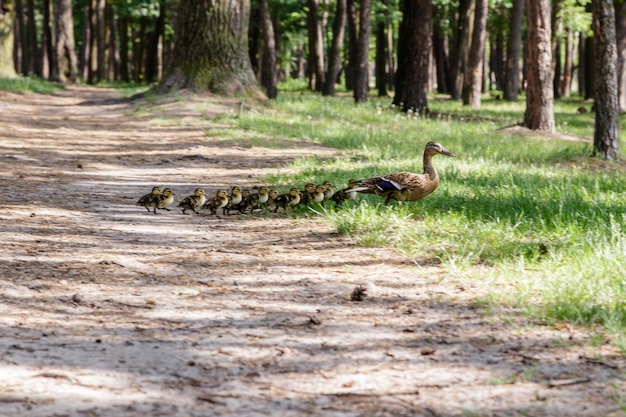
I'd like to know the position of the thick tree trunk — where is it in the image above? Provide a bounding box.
[462,0,488,108]
[259,0,277,98]
[353,0,370,103]
[106,1,119,81]
[26,0,40,76]
[14,0,26,74]
[504,0,524,101]
[524,0,555,132]
[160,0,261,98]
[592,0,620,160]
[42,0,54,79]
[0,0,17,78]
[392,0,431,114]
[53,0,78,82]
[323,0,346,96]
[578,31,585,97]
[449,0,472,100]
[307,0,325,91]
[95,0,105,81]
[615,0,626,112]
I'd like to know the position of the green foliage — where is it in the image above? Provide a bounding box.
[0,77,66,94]
[223,88,626,338]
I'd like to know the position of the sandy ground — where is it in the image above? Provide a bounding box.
[0,86,624,417]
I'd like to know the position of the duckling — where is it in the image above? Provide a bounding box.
[311,184,326,205]
[247,187,270,212]
[178,188,206,214]
[155,188,175,212]
[352,141,454,205]
[202,189,229,215]
[265,189,281,213]
[300,183,316,206]
[224,186,243,215]
[322,181,335,203]
[136,186,162,213]
[274,187,301,212]
[231,189,251,214]
[332,179,360,206]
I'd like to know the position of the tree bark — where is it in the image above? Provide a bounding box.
[392,0,431,115]
[42,0,54,79]
[345,0,357,90]
[259,0,277,98]
[159,0,262,98]
[615,0,626,112]
[307,0,325,91]
[323,0,346,96]
[0,0,17,78]
[504,0,524,101]
[353,0,371,103]
[375,12,387,96]
[432,3,449,94]
[53,0,78,82]
[584,35,595,99]
[592,0,620,159]
[145,0,165,83]
[449,0,472,100]
[560,26,574,97]
[523,0,555,132]
[462,0,488,108]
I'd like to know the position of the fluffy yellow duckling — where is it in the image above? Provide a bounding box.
[231,189,251,214]
[202,189,229,215]
[300,183,316,206]
[178,188,206,214]
[275,187,301,212]
[332,179,360,206]
[224,186,243,215]
[265,189,280,213]
[155,188,176,212]
[322,181,335,202]
[136,186,162,213]
[247,187,270,212]
[312,184,326,205]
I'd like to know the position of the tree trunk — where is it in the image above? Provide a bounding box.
[578,31,585,97]
[375,16,387,96]
[615,0,626,112]
[26,0,40,76]
[551,0,562,99]
[53,0,78,82]
[307,0,325,91]
[259,0,277,98]
[584,35,595,99]
[432,4,449,94]
[524,0,555,132]
[14,0,26,74]
[96,0,105,81]
[592,0,620,160]
[560,26,574,97]
[345,0,358,90]
[159,0,262,98]
[0,0,17,78]
[80,4,89,80]
[504,0,524,101]
[353,0,371,103]
[106,1,119,81]
[87,0,97,83]
[42,0,54,79]
[392,0,431,115]
[449,0,472,100]
[145,1,165,83]
[323,0,346,96]
[462,0,487,108]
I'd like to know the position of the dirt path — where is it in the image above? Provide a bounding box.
[0,86,623,417]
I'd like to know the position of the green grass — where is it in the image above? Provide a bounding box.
[220,84,626,346]
[0,77,66,94]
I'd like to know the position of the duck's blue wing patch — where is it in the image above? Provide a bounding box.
[375,177,403,192]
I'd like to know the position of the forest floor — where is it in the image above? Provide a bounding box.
[0,86,624,417]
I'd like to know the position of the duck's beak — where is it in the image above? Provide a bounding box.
[442,149,455,157]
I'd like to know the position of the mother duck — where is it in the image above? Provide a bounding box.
[352,141,455,205]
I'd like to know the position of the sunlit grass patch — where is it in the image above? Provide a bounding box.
[0,77,65,94]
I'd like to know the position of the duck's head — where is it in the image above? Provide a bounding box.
[162,188,174,197]
[231,186,242,196]
[315,185,326,194]
[258,187,269,196]
[322,181,333,190]
[194,188,206,196]
[269,189,280,199]
[216,189,228,198]
[289,188,301,198]
[304,183,315,193]
[242,189,251,198]
[347,179,359,189]
[151,186,162,195]
[425,141,455,157]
